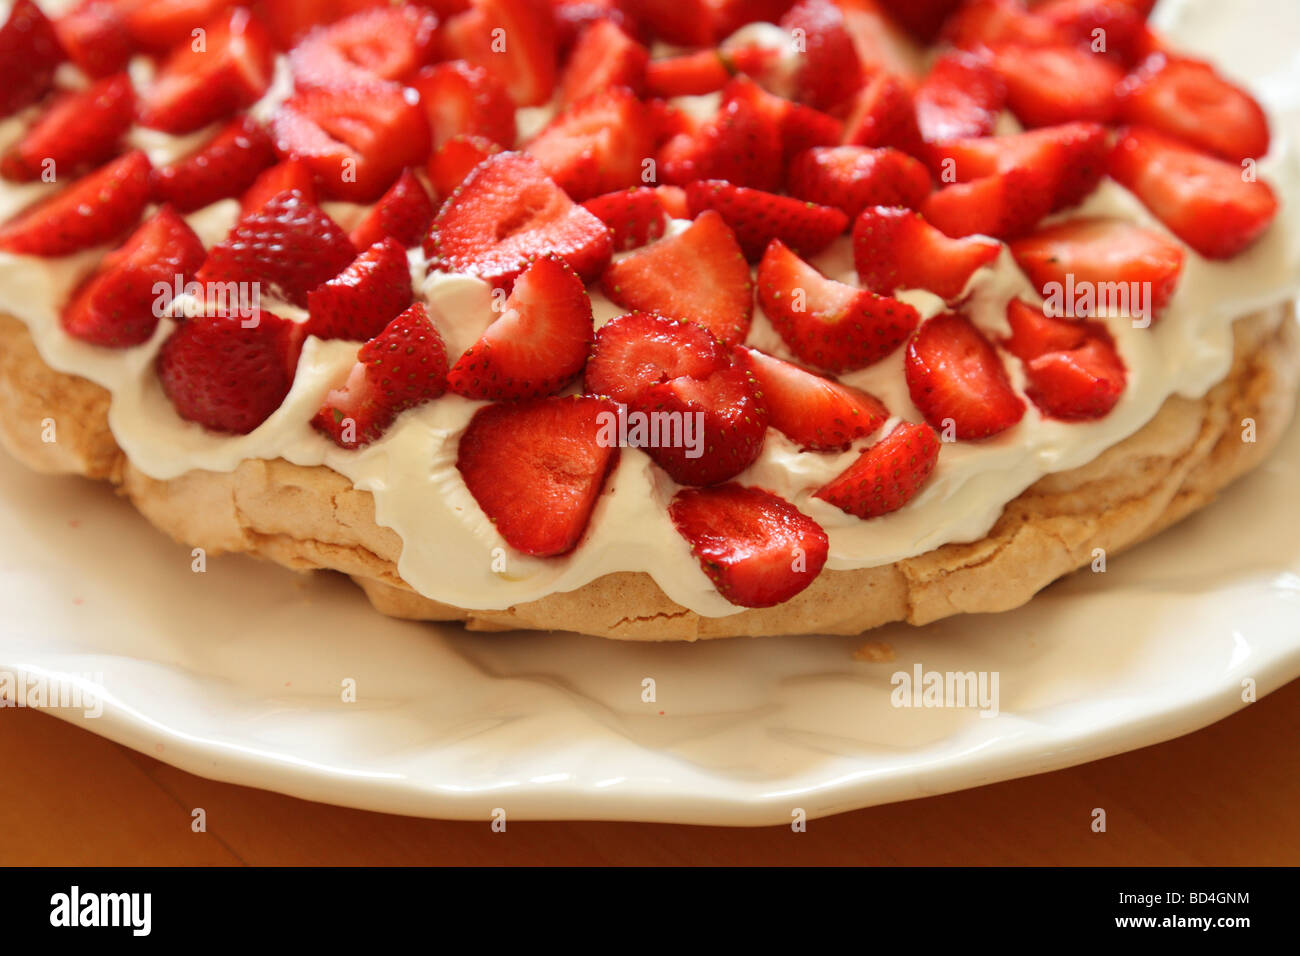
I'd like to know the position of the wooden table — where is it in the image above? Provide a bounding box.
[2,677,1297,866]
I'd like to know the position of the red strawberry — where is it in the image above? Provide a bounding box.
[428,134,503,198]
[874,0,964,43]
[852,205,1000,301]
[581,187,669,251]
[157,307,305,434]
[560,18,648,106]
[313,302,448,448]
[53,1,133,78]
[644,49,732,98]
[240,159,317,215]
[456,395,620,556]
[137,8,275,134]
[920,167,1053,240]
[524,87,654,201]
[634,0,714,46]
[261,0,388,49]
[814,421,940,518]
[914,50,1006,143]
[0,0,63,118]
[988,43,1122,128]
[290,4,439,90]
[904,312,1025,440]
[150,115,276,213]
[305,238,413,341]
[780,0,863,112]
[424,150,613,288]
[124,0,237,51]
[197,190,358,308]
[942,0,1067,49]
[669,484,828,608]
[1004,297,1092,359]
[583,310,729,404]
[601,210,753,345]
[411,59,517,150]
[62,206,206,348]
[837,0,924,80]
[1003,298,1126,420]
[786,146,932,220]
[654,184,689,218]
[841,71,924,158]
[0,150,152,256]
[1037,0,1150,66]
[447,254,593,400]
[1117,54,1269,162]
[552,0,646,57]
[0,73,134,183]
[441,0,557,107]
[685,180,847,262]
[736,347,888,452]
[758,238,919,373]
[719,75,843,167]
[1009,217,1185,317]
[349,168,435,250]
[657,79,784,192]
[1108,127,1277,261]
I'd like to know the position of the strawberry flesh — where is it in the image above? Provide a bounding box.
[814,421,941,518]
[787,146,932,220]
[349,168,435,250]
[151,115,277,213]
[306,237,413,341]
[583,310,730,405]
[1,73,134,182]
[0,0,64,118]
[852,205,1000,302]
[685,180,849,261]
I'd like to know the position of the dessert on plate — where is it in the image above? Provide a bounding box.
[0,0,1296,640]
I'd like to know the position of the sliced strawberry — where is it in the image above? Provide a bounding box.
[758,238,919,373]
[1108,126,1277,261]
[814,421,940,518]
[722,75,843,167]
[157,307,305,434]
[920,167,1053,240]
[0,150,152,256]
[1003,297,1126,420]
[838,0,925,81]
[411,59,517,150]
[424,151,613,288]
[635,0,714,46]
[942,0,1067,50]
[61,206,206,348]
[0,0,63,118]
[654,184,689,218]
[736,347,888,452]
[988,43,1122,128]
[240,159,317,215]
[349,168,434,251]
[197,190,357,308]
[787,146,931,220]
[710,0,796,41]
[261,0,388,49]
[853,205,1000,301]
[305,238,413,341]
[271,84,431,203]
[560,18,647,106]
[875,0,963,43]
[1037,0,1150,66]
[685,180,848,261]
[428,133,503,198]
[657,79,784,192]
[290,4,439,90]
[906,312,1025,439]
[780,0,862,112]
[581,187,669,251]
[601,210,753,345]
[441,0,557,107]
[1003,297,1091,359]
[1118,54,1270,163]
[841,71,924,158]
[137,8,274,134]
[0,73,134,183]
[583,310,729,404]
[313,302,448,448]
[1009,216,1185,316]
[456,395,620,556]
[150,115,276,213]
[124,0,236,51]
[914,50,1005,143]
[524,87,653,201]
[552,0,646,57]
[53,1,133,78]
[644,49,732,98]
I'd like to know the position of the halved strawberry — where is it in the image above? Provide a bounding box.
[150,115,276,213]
[305,238,413,341]
[313,302,448,448]
[0,150,152,256]
[0,73,134,183]
[1009,216,1185,316]
[942,0,1067,49]
[552,0,645,57]
[428,134,502,198]
[685,180,848,261]
[780,0,862,112]
[787,146,932,219]
[261,0,388,50]
[736,347,888,451]
[669,483,828,608]
[241,159,317,215]
[62,206,206,348]
[349,168,435,250]
[1108,126,1277,261]
[654,184,689,218]
[424,150,613,288]
[904,311,1025,440]
[441,0,557,107]
[137,8,275,134]
[852,205,1000,301]
[290,4,439,90]
[581,187,669,251]
[124,0,236,51]
[271,83,431,203]
[919,167,1053,240]
[657,79,784,192]
[1004,297,1091,359]
[411,59,517,150]
[758,238,919,373]
[197,190,358,308]
[456,395,620,556]
[635,0,714,46]
[722,74,844,167]
[157,307,305,434]
[644,49,732,98]
[0,0,63,118]
[560,18,647,106]
[601,210,753,345]
[813,420,940,518]
[1036,0,1148,65]
[988,43,1122,128]
[525,87,654,201]
[841,70,924,158]
[838,0,925,81]
[53,1,133,78]
[1003,298,1126,420]
[583,310,729,404]
[874,0,964,43]
[914,50,1005,143]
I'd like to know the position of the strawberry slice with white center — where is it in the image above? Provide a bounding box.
[62,206,206,348]
[852,205,1001,302]
[158,307,306,435]
[1108,126,1279,260]
[0,150,152,256]
[137,8,274,134]
[349,168,435,250]
[905,312,1025,440]
[669,483,829,609]
[0,73,134,182]
[1008,217,1186,317]
[447,254,594,400]
[581,187,669,252]
[1004,298,1126,421]
[123,0,236,52]
[441,0,557,107]
[524,87,654,202]
[424,150,613,289]
[813,420,941,519]
[411,59,517,150]
[290,4,439,90]
[53,2,133,79]
[601,210,753,346]
[241,159,317,215]
[780,0,863,113]
[305,238,413,341]
[456,395,620,557]
[313,302,449,449]
[150,115,277,213]
[197,190,358,308]
[987,43,1123,128]
[685,180,849,261]
[736,347,888,452]
[1118,54,1269,163]
[271,83,432,203]
[560,18,648,106]
[914,50,1006,143]
[758,238,920,373]
[787,146,933,220]
[920,166,1054,241]
[841,72,925,159]
[0,0,64,119]
[583,311,730,405]
[428,134,502,198]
